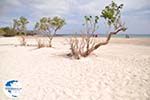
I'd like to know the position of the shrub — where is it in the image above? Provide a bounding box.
[0,29,6,36]
[0,27,17,37]
[35,16,66,47]
[68,1,127,59]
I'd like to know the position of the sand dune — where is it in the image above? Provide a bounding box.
[0,37,150,100]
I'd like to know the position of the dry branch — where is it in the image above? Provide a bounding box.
[68,27,125,59]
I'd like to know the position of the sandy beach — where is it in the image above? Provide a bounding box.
[0,36,150,100]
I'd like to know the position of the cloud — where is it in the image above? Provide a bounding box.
[117,0,150,11]
[0,0,150,34]
[0,0,21,15]
[30,0,71,16]
[1,0,150,17]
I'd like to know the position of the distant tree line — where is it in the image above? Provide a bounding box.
[0,16,65,37]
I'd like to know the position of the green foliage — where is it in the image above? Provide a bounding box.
[51,16,66,31]
[0,29,6,36]
[35,16,66,47]
[19,16,29,31]
[83,15,100,34]
[0,16,29,37]
[84,16,99,24]
[13,16,29,35]
[0,27,17,37]
[101,1,124,29]
[35,16,66,35]
[83,1,125,33]
[83,1,125,35]
[35,17,51,32]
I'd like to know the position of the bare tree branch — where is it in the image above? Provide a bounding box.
[94,27,125,50]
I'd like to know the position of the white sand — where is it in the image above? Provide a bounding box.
[0,37,150,100]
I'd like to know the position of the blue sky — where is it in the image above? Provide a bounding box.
[0,0,150,34]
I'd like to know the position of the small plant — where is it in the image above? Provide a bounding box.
[36,38,45,48]
[20,36,26,46]
[35,16,66,47]
[68,1,126,59]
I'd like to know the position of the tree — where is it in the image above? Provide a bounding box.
[19,16,29,35]
[13,16,29,45]
[13,16,29,35]
[68,1,126,59]
[35,16,65,47]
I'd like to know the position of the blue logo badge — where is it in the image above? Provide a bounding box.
[3,80,22,98]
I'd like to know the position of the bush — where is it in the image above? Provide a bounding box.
[0,27,17,37]
[0,29,6,36]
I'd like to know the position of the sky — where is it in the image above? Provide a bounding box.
[0,0,150,34]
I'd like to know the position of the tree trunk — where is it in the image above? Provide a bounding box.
[94,27,125,50]
[81,27,125,56]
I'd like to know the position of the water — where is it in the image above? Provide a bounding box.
[112,34,150,38]
[54,34,150,38]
